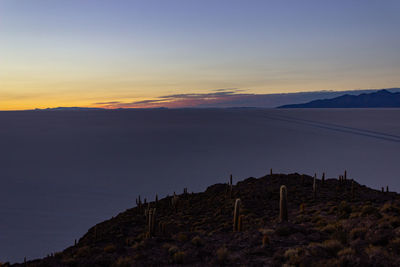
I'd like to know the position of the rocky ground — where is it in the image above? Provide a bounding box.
[8,173,400,266]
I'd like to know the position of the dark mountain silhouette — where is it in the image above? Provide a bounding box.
[34,107,105,111]
[278,89,400,108]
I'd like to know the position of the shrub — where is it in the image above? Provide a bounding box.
[284,247,305,265]
[131,241,145,250]
[322,239,342,256]
[112,257,134,267]
[381,202,400,213]
[168,245,179,256]
[262,234,270,247]
[338,247,355,257]
[321,224,336,234]
[172,251,186,264]
[338,201,352,219]
[306,242,324,257]
[104,244,117,253]
[76,246,90,257]
[361,205,379,217]
[350,227,367,240]
[176,233,188,242]
[191,236,203,247]
[387,216,400,228]
[332,226,348,245]
[389,237,400,254]
[216,247,229,264]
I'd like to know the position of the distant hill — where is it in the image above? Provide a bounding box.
[18,172,400,266]
[34,107,105,111]
[278,89,400,108]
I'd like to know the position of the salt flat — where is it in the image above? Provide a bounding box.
[0,108,399,262]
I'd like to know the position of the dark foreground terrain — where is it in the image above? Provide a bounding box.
[8,173,400,266]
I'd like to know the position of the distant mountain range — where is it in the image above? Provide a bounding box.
[278,89,400,108]
[34,107,105,111]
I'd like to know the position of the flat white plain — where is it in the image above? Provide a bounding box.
[0,108,399,262]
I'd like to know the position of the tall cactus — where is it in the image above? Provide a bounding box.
[229,175,233,198]
[280,185,288,222]
[172,192,179,212]
[344,170,347,181]
[136,195,142,212]
[233,198,241,232]
[149,208,156,236]
[270,168,273,176]
[313,174,317,199]
[322,172,325,185]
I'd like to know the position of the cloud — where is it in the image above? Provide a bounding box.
[92,88,400,109]
[94,101,123,105]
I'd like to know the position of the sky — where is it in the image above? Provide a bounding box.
[1,0,399,110]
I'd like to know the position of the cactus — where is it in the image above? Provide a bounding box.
[313,174,317,199]
[279,185,288,222]
[233,198,241,232]
[270,168,273,176]
[229,175,233,198]
[300,203,305,213]
[136,195,142,212]
[158,221,166,236]
[322,172,325,184]
[386,186,389,193]
[74,239,77,246]
[145,204,150,224]
[148,208,156,237]
[172,193,179,212]
[344,170,347,181]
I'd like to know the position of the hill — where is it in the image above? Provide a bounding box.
[9,172,400,266]
[278,89,400,108]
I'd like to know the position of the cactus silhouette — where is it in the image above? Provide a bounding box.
[171,192,179,211]
[280,185,288,222]
[233,198,241,231]
[148,208,156,237]
[313,174,317,199]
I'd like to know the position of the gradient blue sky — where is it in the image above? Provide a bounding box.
[1,0,399,109]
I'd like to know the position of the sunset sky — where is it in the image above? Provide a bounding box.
[1,0,399,110]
